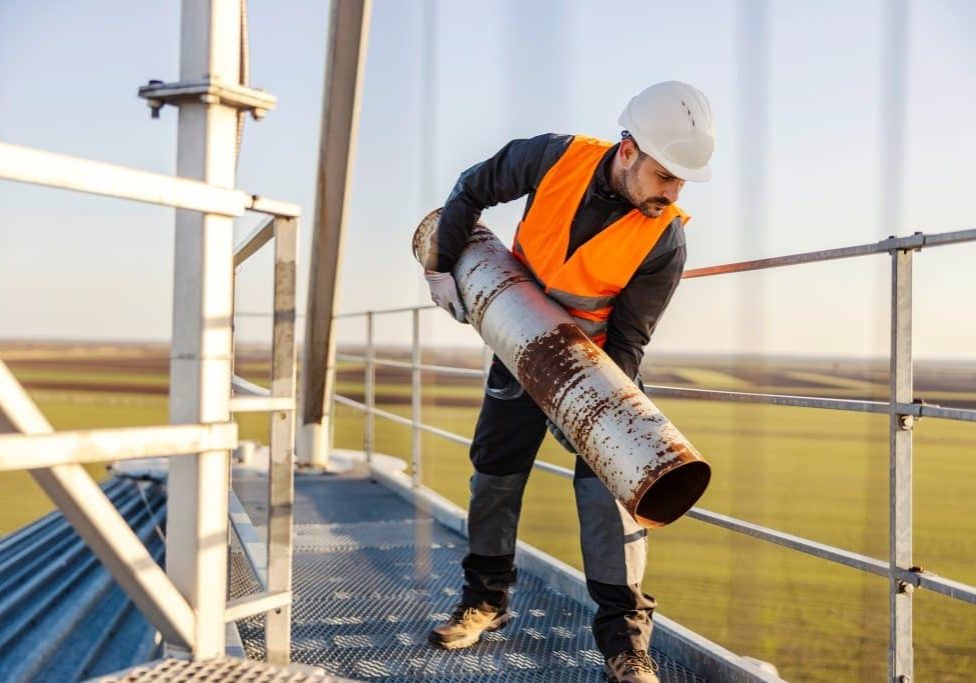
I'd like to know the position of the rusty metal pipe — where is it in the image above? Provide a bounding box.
[413,209,710,528]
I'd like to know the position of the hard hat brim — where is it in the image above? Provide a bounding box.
[657,158,712,183]
[623,127,713,182]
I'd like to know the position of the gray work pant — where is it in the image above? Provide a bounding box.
[460,357,656,658]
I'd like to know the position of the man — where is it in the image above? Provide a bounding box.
[422,81,715,683]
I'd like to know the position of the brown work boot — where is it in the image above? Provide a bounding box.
[428,603,512,650]
[604,649,660,683]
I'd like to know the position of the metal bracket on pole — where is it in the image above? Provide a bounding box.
[139,77,277,120]
[884,231,925,254]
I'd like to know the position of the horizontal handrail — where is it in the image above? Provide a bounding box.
[330,228,976,320]
[334,394,473,447]
[333,304,437,319]
[0,141,246,216]
[914,403,976,422]
[911,572,976,605]
[245,196,300,218]
[683,228,976,279]
[336,353,485,378]
[645,385,890,414]
[224,590,292,622]
[0,140,299,218]
[232,374,270,397]
[234,216,275,267]
[235,311,307,318]
[337,378,976,424]
[0,423,238,471]
[229,396,295,413]
[646,385,976,423]
[334,387,976,606]
[685,508,976,606]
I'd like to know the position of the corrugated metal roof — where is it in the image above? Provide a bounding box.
[0,478,163,682]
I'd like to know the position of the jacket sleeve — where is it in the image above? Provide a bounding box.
[425,133,572,272]
[603,221,687,381]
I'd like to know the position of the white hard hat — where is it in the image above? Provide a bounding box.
[618,81,715,182]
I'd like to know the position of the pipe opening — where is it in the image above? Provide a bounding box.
[634,461,711,528]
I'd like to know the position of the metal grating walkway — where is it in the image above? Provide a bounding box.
[231,469,705,683]
[90,657,357,682]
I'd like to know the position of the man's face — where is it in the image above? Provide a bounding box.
[617,140,686,218]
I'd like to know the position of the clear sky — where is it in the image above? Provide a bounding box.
[0,1,974,358]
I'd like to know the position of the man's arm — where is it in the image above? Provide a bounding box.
[425,133,572,272]
[603,221,687,380]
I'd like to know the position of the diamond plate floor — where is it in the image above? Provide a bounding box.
[232,470,705,683]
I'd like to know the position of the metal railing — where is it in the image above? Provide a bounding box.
[0,0,299,661]
[0,205,298,659]
[228,213,299,665]
[0,195,298,661]
[331,226,976,683]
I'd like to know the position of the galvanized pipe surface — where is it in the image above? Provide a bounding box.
[413,209,710,527]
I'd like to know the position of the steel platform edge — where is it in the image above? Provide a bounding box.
[350,449,784,683]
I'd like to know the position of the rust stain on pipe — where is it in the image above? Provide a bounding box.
[413,208,710,527]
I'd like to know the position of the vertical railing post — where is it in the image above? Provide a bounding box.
[365,311,375,466]
[266,216,298,665]
[411,308,421,488]
[889,245,914,682]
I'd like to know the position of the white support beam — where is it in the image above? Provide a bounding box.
[232,374,270,397]
[0,423,238,471]
[233,216,274,267]
[0,360,195,647]
[299,0,372,468]
[229,396,295,413]
[224,591,291,623]
[165,0,243,659]
[0,141,248,216]
[246,195,301,218]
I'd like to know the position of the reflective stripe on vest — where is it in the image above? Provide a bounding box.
[512,135,688,346]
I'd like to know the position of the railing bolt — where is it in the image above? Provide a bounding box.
[898,414,914,431]
[897,580,914,595]
[145,81,164,119]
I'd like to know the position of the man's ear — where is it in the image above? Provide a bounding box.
[618,138,639,169]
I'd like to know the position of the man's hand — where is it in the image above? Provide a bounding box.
[546,418,576,454]
[425,271,467,323]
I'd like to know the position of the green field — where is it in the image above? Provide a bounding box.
[1,344,974,681]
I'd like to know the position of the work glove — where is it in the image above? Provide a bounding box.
[425,270,467,323]
[546,418,576,454]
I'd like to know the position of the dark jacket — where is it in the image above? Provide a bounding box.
[432,133,686,379]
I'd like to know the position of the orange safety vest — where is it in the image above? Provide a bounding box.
[512,136,689,346]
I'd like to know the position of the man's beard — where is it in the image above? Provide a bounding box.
[614,164,671,218]
[636,195,671,218]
